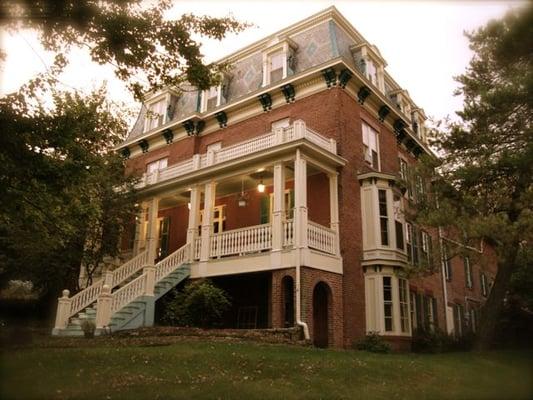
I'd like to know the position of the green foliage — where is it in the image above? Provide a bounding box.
[411,329,473,353]
[161,280,231,328]
[1,0,249,99]
[414,4,533,349]
[81,320,96,338]
[354,332,391,353]
[0,75,138,299]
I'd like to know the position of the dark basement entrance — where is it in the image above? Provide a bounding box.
[212,272,271,329]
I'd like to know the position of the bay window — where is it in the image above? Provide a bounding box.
[383,276,394,332]
[378,190,389,246]
[399,279,409,333]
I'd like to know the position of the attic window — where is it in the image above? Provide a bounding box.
[144,98,166,132]
[262,39,297,87]
[351,44,385,93]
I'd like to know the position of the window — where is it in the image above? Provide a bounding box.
[271,118,290,131]
[362,122,379,169]
[453,304,464,337]
[395,221,404,250]
[464,256,473,288]
[410,291,417,331]
[383,277,393,332]
[146,158,168,174]
[199,205,226,234]
[424,296,437,332]
[263,189,294,223]
[399,158,413,199]
[145,98,166,132]
[157,217,170,260]
[378,190,389,246]
[406,223,413,263]
[269,51,284,83]
[202,86,221,111]
[480,272,488,296]
[421,231,432,268]
[399,279,409,333]
[470,308,477,333]
[366,58,378,86]
[393,195,404,250]
[443,243,452,281]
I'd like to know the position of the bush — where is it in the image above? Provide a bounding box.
[355,332,391,353]
[161,280,231,328]
[411,328,473,353]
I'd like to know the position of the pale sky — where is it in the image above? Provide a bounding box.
[0,1,525,124]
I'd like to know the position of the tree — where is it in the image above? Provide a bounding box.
[0,72,138,308]
[1,0,248,99]
[415,4,532,350]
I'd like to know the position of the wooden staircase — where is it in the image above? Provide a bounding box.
[53,244,190,336]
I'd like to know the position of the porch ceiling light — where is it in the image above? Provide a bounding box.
[257,177,265,193]
[238,179,248,207]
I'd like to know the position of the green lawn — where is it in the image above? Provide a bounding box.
[1,339,531,400]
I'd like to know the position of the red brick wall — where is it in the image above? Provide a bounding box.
[158,204,189,253]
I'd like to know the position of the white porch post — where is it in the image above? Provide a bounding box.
[132,205,144,256]
[271,162,285,264]
[294,149,308,251]
[52,290,71,333]
[200,181,216,270]
[187,185,201,261]
[329,172,340,255]
[95,285,112,330]
[146,197,160,265]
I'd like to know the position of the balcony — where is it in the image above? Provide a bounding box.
[136,120,338,190]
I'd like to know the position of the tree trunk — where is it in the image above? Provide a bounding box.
[473,243,519,351]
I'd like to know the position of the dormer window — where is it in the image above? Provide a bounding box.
[201,85,221,112]
[262,39,297,87]
[351,43,386,92]
[144,98,166,132]
[411,109,427,142]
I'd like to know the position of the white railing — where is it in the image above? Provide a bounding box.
[112,250,149,287]
[135,121,337,189]
[210,223,272,258]
[111,273,146,314]
[69,279,104,318]
[155,244,189,282]
[193,237,201,260]
[307,221,336,255]
[305,128,335,153]
[283,220,294,247]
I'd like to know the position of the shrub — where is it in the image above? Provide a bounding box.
[81,320,96,339]
[355,332,391,353]
[411,328,474,353]
[161,280,231,328]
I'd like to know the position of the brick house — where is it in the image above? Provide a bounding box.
[53,6,497,348]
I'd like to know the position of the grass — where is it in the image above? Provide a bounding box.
[1,338,532,400]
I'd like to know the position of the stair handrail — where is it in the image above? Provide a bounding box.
[110,273,147,314]
[68,279,104,318]
[111,249,149,287]
[155,243,190,282]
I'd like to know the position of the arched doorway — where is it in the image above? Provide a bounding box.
[281,276,294,327]
[313,282,330,347]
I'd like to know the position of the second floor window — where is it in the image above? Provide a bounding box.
[383,276,393,332]
[443,243,452,281]
[480,272,488,296]
[145,98,166,132]
[362,122,379,169]
[146,157,168,174]
[464,256,473,288]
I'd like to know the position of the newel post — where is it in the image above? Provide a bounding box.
[52,289,71,334]
[95,285,112,330]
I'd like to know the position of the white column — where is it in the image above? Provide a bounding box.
[144,265,156,297]
[52,290,71,333]
[200,181,216,264]
[329,172,340,256]
[187,186,201,261]
[95,285,112,330]
[294,150,308,250]
[271,163,285,263]
[146,197,160,265]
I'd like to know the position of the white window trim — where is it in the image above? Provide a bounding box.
[262,40,295,87]
[200,85,223,112]
[144,93,171,133]
[362,121,380,171]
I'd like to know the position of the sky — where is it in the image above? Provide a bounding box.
[0,0,526,124]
